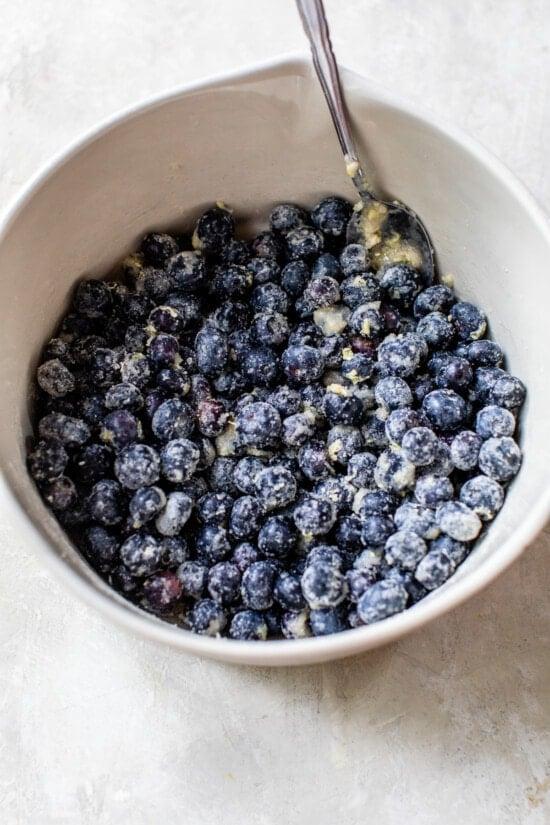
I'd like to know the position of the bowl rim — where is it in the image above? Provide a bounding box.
[1,53,549,666]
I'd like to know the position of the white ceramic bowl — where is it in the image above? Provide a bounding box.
[1,55,548,666]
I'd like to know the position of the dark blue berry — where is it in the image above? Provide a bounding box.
[357,579,408,624]
[159,438,200,482]
[478,436,522,482]
[188,598,227,636]
[422,389,467,432]
[286,226,324,260]
[229,610,268,640]
[256,515,295,558]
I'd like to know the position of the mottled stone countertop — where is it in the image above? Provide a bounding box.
[1,1,549,823]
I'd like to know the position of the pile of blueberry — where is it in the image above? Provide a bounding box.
[27,197,525,640]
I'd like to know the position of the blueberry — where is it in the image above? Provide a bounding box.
[124,325,149,352]
[311,196,352,237]
[327,425,363,465]
[120,532,162,577]
[314,477,355,515]
[340,244,369,275]
[435,356,473,392]
[357,579,408,624]
[258,515,296,558]
[143,570,183,613]
[160,536,188,568]
[232,542,260,572]
[220,239,251,266]
[240,345,279,387]
[422,389,467,432]
[38,412,91,446]
[385,530,427,570]
[84,526,118,573]
[450,430,481,470]
[478,436,522,481]
[346,567,378,602]
[357,490,397,517]
[104,382,143,413]
[413,285,455,317]
[267,385,301,417]
[416,312,455,349]
[114,443,160,490]
[209,300,248,333]
[466,340,504,367]
[345,452,376,488]
[164,294,201,329]
[301,560,347,609]
[251,311,289,347]
[74,443,112,485]
[374,448,415,493]
[192,206,234,254]
[334,515,363,552]
[414,546,454,590]
[229,495,262,538]
[195,326,228,376]
[140,232,179,266]
[361,514,395,546]
[231,456,264,496]
[285,226,324,260]
[384,408,422,445]
[436,500,482,541]
[293,495,336,536]
[195,524,231,564]
[241,561,277,610]
[340,353,374,385]
[349,303,384,338]
[309,608,346,636]
[340,274,381,308]
[304,276,341,310]
[288,321,324,349]
[236,401,281,449]
[207,561,241,606]
[411,373,435,403]
[274,571,306,611]
[324,392,363,426]
[475,405,515,439]
[287,417,319,457]
[28,438,68,482]
[73,279,113,319]
[378,333,424,378]
[119,352,151,387]
[450,301,487,340]
[156,366,190,396]
[419,440,454,478]
[270,203,307,233]
[472,366,507,404]
[159,438,200,482]
[401,427,438,466]
[188,598,227,636]
[177,561,207,599]
[251,230,285,261]
[151,398,194,441]
[414,474,453,508]
[196,492,233,525]
[380,264,421,309]
[281,261,309,297]
[255,465,297,511]
[142,267,172,302]
[155,491,193,536]
[312,253,342,280]
[298,441,331,481]
[209,457,237,493]
[229,610,268,640]
[394,501,439,539]
[459,475,504,520]
[213,371,248,399]
[37,359,75,398]
[306,544,343,569]
[281,609,312,639]
[251,282,289,315]
[42,475,77,510]
[129,485,166,527]
[489,375,526,410]
[375,376,413,410]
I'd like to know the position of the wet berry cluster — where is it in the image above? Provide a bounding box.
[27,198,525,640]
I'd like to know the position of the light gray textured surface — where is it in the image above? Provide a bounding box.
[0,1,549,823]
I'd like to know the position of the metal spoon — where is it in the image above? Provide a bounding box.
[295,0,435,283]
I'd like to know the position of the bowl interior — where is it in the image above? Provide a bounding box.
[0,57,548,664]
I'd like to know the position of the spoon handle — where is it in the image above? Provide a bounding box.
[295,0,371,197]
